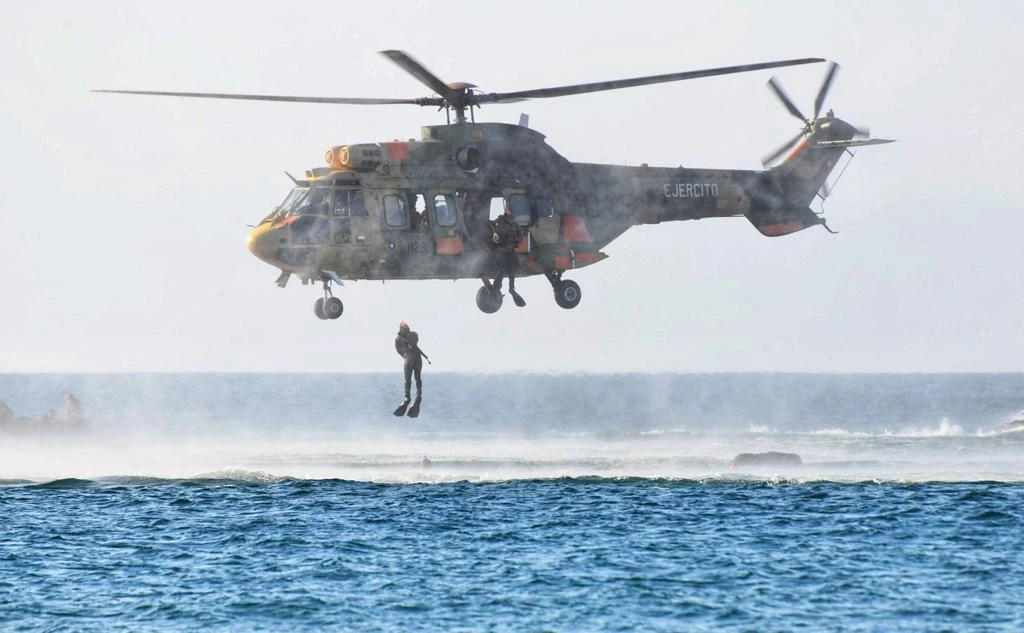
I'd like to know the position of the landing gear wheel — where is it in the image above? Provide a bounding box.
[554,280,582,309]
[314,274,344,320]
[323,296,344,319]
[475,285,503,314]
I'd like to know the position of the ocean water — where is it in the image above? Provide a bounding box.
[2,373,1024,631]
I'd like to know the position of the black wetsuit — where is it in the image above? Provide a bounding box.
[395,330,423,401]
[490,214,523,291]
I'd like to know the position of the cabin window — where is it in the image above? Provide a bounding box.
[383,194,408,227]
[507,193,532,226]
[433,194,457,228]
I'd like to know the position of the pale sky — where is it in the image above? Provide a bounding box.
[1,1,1021,373]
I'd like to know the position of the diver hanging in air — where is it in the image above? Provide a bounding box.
[393,320,430,418]
[490,207,526,307]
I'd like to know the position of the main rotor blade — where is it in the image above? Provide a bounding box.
[761,130,807,168]
[91,89,438,106]
[475,58,824,103]
[813,62,839,120]
[767,77,808,124]
[380,50,456,101]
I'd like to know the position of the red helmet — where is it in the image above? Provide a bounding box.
[399,321,409,330]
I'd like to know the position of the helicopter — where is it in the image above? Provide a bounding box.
[96,51,892,319]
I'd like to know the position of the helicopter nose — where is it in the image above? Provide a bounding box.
[246,223,280,262]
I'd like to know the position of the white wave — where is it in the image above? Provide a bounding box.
[3,425,1024,484]
[809,427,872,437]
[189,468,290,484]
[638,427,697,436]
[890,417,964,438]
[806,418,965,439]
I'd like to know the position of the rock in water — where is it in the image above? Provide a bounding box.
[730,451,802,470]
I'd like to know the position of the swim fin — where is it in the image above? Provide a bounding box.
[393,399,410,416]
[406,398,421,418]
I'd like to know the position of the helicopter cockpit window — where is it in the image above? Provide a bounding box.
[291,187,329,216]
[350,190,367,217]
[507,193,532,226]
[278,187,309,216]
[383,194,408,227]
[433,194,457,228]
[331,189,348,217]
[332,189,369,218]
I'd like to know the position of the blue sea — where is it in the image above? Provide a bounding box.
[2,373,1024,631]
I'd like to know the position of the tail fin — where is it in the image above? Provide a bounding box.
[773,137,849,208]
[744,115,892,237]
[749,63,893,237]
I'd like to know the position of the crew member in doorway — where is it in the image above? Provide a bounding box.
[491,208,526,307]
[395,321,428,410]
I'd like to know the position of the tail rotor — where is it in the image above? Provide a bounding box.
[762,61,841,167]
[761,61,892,168]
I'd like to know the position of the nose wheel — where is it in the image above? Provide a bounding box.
[314,278,344,320]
